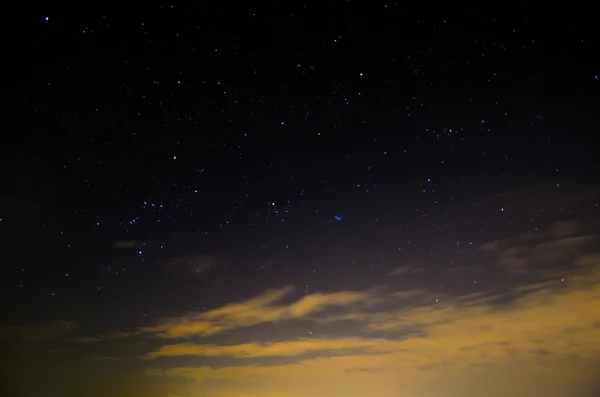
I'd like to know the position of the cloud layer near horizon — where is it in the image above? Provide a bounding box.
[140,265,600,397]
[4,221,600,397]
[122,221,600,396]
[138,286,373,338]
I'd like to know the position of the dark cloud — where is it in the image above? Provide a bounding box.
[479,221,599,274]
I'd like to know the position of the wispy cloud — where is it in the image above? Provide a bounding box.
[138,286,371,338]
[71,331,131,343]
[68,222,600,397]
[146,337,406,359]
[145,269,600,395]
[387,265,426,276]
[11,208,600,397]
[137,222,600,397]
[479,221,597,274]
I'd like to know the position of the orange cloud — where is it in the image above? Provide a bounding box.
[139,221,600,396]
[145,269,600,397]
[138,286,371,338]
[62,222,600,396]
[146,337,406,359]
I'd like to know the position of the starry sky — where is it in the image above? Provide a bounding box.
[3,3,600,397]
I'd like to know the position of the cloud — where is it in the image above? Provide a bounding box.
[479,220,582,252]
[66,221,600,396]
[308,288,427,325]
[388,289,427,299]
[0,320,76,341]
[71,331,131,343]
[138,286,371,338]
[479,221,597,274]
[387,265,425,276]
[146,337,405,359]
[144,269,600,396]
[138,217,600,395]
[10,211,600,397]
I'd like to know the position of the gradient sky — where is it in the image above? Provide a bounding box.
[4,3,600,397]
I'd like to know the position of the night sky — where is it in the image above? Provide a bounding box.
[3,3,600,397]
